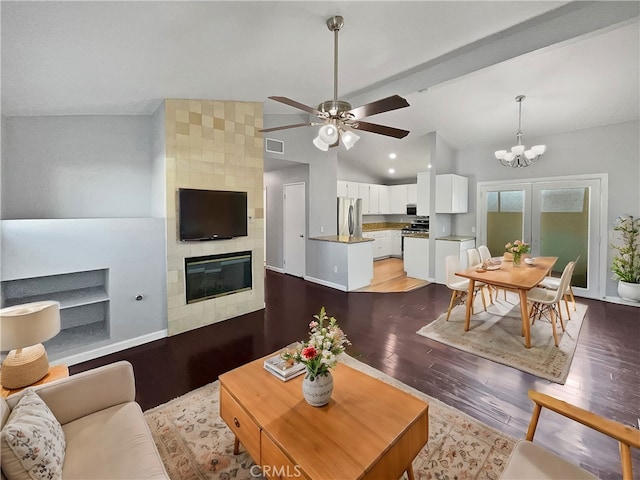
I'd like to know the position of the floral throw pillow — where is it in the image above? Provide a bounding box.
[0,389,66,480]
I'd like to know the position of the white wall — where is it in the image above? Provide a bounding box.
[454,120,639,297]
[2,115,153,219]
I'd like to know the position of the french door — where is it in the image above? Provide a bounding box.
[478,175,605,298]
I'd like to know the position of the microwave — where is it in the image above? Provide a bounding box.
[406,204,417,215]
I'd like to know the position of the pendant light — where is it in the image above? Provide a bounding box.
[495,95,546,168]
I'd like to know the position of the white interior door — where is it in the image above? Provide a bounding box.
[283,183,306,277]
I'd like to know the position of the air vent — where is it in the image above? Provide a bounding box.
[266,138,284,154]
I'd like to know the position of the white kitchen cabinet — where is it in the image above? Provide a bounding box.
[407,184,418,204]
[378,186,390,214]
[390,230,402,257]
[417,171,430,217]
[403,236,430,281]
[388,184,417,214]
[369,184,380,214]
[434,237,476,284]
[337,181,361,199]
[435,174,468,213]
[358,184,371,214]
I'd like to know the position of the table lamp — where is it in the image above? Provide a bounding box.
[0,300,61,389]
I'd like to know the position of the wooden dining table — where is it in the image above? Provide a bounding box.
[456,256,558,348]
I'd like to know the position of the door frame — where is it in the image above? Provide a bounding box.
[477,173,608,299]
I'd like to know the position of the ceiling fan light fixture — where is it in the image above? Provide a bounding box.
[313,136,330,151]
[318,124,339,144]
[340,129,360,150]
[496,95,546,168]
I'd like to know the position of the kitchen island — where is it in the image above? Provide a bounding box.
[307,235,374,291]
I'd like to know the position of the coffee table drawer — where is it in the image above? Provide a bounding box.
[220,386,261,463]
[261,432,307,480]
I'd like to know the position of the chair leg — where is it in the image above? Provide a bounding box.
[446,290,458,321]
[480,287,488,311]
[556,304,565,332]
[564,295,571,320]
[569,287,576,311]
[550,307,559,347]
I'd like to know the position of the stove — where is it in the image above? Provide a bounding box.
[401,219,429,235]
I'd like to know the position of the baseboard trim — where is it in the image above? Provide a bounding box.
[603,295,640,307]
[304,275,347,292]
[51,330,168,366]
[266,265,285,274]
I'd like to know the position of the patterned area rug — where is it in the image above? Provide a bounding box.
[416,292,587,384]
[144,354,517,480]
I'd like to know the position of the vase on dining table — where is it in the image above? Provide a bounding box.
[512,252,522,268]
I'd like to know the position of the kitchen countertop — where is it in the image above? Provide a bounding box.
[309,235,374,244]
[435,235,476,242]
[362,222,405,232]
[402,232,429,239]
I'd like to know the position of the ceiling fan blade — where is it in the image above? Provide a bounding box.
[352,121,410,139]
[346,95,410,119]
[259,122,313,133]
[268,96,322,116]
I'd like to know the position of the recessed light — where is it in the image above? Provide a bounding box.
[388,168,395,174]
[427,164,432,169]
[389,153,397,159]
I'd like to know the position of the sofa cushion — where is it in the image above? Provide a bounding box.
[0,389,66,480]
[61,402,167,479]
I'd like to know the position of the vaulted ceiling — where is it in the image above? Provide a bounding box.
[2,1,638,180]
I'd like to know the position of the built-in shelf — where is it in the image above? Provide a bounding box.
[1,269,111,355]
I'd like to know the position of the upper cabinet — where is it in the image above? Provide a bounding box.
[388,184,416,214]
[337,181,360,199]
[417,172,430,216]
[435,174,468,213]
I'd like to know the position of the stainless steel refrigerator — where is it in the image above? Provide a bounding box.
[337,197,363,237]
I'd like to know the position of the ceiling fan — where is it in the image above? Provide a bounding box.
[259,15,411,151]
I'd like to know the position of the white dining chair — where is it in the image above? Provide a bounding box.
[466,248,482,268]
[538,256,580,320]
[478,245,492,263]
[445,255,487,321]
[527,262,575,347]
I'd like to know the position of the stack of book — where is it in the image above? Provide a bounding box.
[263,346,306,382]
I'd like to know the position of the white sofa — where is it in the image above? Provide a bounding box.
[1,361,169,480]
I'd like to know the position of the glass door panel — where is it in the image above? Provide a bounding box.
[532,179,600,296]
[479,184,531,257]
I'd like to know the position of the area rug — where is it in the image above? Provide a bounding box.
[144,354,516,480]
[416,292,587,384]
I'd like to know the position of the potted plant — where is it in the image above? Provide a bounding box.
[611,215,640,302]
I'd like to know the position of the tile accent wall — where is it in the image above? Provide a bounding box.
[164,99,264,335]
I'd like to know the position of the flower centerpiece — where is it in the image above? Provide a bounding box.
[505,239,530,267]
[282,307,350,406]
[611,215,640,302]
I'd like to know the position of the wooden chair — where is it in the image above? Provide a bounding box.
[527,262,574,346]
[501,390,640,479]
[444,255,487,321]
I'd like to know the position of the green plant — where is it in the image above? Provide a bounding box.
[611,215,640,283]
[281,307,350,380]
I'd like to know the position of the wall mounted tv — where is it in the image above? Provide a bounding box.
[178,188,248,241]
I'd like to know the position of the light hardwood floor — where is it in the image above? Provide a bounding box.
[355,257,429,293]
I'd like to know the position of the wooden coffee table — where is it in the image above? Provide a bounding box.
[220,357,429,480]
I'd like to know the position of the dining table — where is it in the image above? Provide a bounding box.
[455,256,558,348]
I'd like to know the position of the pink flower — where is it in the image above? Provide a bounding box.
[309,321,318,329]
[301,346,317,360]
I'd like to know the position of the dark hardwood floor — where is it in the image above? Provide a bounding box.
[72,270,640,479]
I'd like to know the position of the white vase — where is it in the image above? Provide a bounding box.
[301,372,333,407]
[618,280,640,302]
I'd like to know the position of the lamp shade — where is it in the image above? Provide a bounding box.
[341,130,360,150]
[318,124,339,144]
[1,301,61,351]
[313,136,329,151]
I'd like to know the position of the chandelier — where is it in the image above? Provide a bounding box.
[494,95,546,168]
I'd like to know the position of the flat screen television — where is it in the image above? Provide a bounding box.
[178,188,248,241]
